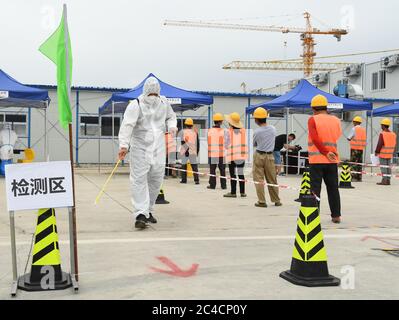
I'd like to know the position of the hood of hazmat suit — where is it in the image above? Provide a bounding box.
[118,77,177,218]
[0,124,18,160]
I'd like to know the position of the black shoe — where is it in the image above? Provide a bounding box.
[180,181,187,184]
[207,186,215,189]
[135,214,148,229]
[147,213,157,224]
[221,186,227,190]
[195,181,200,185]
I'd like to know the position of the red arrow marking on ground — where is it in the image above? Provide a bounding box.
[150,256,199,278]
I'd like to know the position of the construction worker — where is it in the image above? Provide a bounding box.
[180,118,200,184]
[224,112,248,198]
[252,107,282,208]
[308,94,342,224]
[375,118,397,186]
[118,77,177,229]
[207,113,227,189]
[274,133,296,175]
[347,116,367,182]
[165,131,177,178]
[0,122,18,163]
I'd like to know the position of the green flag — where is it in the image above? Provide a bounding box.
[39,4,72,129]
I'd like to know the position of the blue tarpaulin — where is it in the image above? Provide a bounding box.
[368,102,399,117]
[99,73,213,115]
[0,69,50,108]
[246,79,372,114]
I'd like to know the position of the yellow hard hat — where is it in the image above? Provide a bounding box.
[311,94,328,108]
[213,113,224,122]
[381,118,391,126]
[353,116,362,123]
[225,112,243,128]
[184,118,194,126]
[253,107,269,119]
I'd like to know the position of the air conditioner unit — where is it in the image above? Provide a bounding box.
[347,84,364,100]
[313,73,329,85]
[381,54,399,69]
[344,64,362,77]
[288,79,300,89]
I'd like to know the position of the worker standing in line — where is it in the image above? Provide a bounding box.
[180,118,200,184]
[308,95,343,224]
[165,131,177,178]
[347,116,367,182]
[207,113,227,190]
[375,118,397,186]
[274,133,296,176]
[252,107,282,208]
[118,77,177,229]
[224,112,248,198]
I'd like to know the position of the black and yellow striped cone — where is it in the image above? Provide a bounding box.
[156,187,169,204]
[18,208,72,291]
[339,163,355,189]
[294,168,310,202]
[280,195,340,287]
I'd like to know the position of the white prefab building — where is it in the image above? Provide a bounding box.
[0,86,274,164]
[251,56,399,161]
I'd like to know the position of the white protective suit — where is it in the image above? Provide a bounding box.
[0,123,18,161]
[118,77,177,218]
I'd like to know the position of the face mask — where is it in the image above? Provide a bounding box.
[144,95,159,105]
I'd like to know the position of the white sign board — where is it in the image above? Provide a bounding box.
[167,98,182,105]
[5,161,74,211]
[327,103,344,110]
[0,91,9,99]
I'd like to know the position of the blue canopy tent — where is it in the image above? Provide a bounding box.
[246,79,373,172]
[99,73,213,115]
[0,69,50,156]
[97,73,213,165]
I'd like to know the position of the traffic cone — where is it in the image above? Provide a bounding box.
[294,168,310,202]
[156,187,170,204]
[187,161,193,178]
[18,208,72,291]
[339,162,355,189]
[280,195,340,287]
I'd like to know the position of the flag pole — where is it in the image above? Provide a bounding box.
[64,4,78,282]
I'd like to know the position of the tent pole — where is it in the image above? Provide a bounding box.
[28,107,31,148]
[75,90,79,165]
[208,105,211,129]
[285,108,289,175]
[112,101,115,165]
[98,113,101,174]
[44,103,48,161]
[371,110,374,174]
[365,112,369,165]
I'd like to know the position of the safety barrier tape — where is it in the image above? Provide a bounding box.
[166,166,323,201]
[285,153,399,170]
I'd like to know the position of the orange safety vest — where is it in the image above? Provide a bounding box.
[207,127,225,158]
[308,114,342,164]
[226,128,248,162]
[165,133,176,154]
[350,126,367,151]
[380,131,397,159]
[180,129,197,156]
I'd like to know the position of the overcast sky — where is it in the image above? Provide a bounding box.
[1,0,398,92]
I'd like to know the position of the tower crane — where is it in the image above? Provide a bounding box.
[164,12,348,77]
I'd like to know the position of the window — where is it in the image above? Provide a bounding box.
[379,70,386,90]
[101,116,120,137]
[371,72,378,91]
[80,116,99,136]
[1,113,27,136]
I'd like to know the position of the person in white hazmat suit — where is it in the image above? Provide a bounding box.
[0,123,18,162]
[118,77,177,229]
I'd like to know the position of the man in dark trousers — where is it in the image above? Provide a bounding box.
[207,113,227,189]
[180,118,200,184]
[274,133,296,175]
[308,95,343,224]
